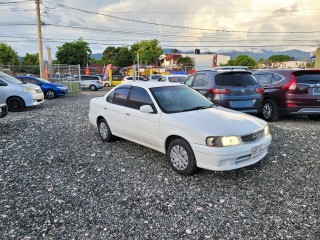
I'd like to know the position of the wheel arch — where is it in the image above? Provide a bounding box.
[6,95,26,106]
[165,135,192,153]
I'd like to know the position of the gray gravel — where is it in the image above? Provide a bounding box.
[0,90,319,239]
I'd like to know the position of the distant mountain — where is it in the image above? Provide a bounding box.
[91,49,312,61]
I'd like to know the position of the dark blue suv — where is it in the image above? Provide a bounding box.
[16,76,68,99]
[185,67,264,114]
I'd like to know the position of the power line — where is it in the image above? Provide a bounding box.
[41,1,320,34]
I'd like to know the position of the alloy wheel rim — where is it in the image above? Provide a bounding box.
[47,91,54,98]
[99,122,109,139]
[263,103,272,119]
[170,145,188,170]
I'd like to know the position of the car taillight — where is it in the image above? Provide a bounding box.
[282,74,297,91]
[209,88,231,94]
[255,87,264,93]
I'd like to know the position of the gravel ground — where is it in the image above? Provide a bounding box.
[0,89,319,239]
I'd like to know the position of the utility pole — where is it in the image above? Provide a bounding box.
[250,47,256,59]
[35,0,44,78]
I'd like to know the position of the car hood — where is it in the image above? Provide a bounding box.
[24,83,41,90]
[162,106,267,136]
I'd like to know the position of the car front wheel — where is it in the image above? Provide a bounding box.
[7,97,25,112]
[45,90,55,99]
[167,138,197,175]
[98,118,114,142]
[262,99,279,122]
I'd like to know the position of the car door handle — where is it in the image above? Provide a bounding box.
[126,113,130,116]
[104,107,107,110]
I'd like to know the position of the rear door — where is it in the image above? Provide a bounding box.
[215,72,261,109]
[291,70,320,107]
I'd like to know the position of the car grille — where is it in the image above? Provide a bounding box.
[241,130,264,143]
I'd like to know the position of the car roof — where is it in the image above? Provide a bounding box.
[167,74,188,77]
[120,81,181,89]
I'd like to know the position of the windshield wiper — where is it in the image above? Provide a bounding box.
[182,104,214,112]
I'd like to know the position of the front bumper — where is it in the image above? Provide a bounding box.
[192,134,272,171]
[25,92,44,107]
[0,103,8,118]
[56,89,68,96]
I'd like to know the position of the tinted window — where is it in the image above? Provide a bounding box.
[81,76,89,80]
[151,85,212,113]
[294,72,320,84]
[129,87,153,110]
[106,89,115,103]
[113,88,129,106]
[168,76,188,83]
[185,75,195,86]
[25,78,38,84]
[271,73,283,83]
[216,72,257,86]
[193,74,211,87]
[0,79,7,86]
[255,73,273,85]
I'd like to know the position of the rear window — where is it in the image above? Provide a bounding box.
[168,76,188,83]
[215,72,258,86]
[294,72,320,84]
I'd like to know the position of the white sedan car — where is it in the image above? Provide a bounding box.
[89,82,272,175]
[158,74,188,83]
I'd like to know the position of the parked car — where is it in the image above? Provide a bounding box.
[184,68,264,114]
[0,102,8,118]
[16,76,68,99]
[74,75,103,91]
[253,69,320,121]
[94,74,112,87]
[0,72,44,111]
[158,74,188,83]
[89,82,271,175]
[123,76,147,82]
[148,74,163,81]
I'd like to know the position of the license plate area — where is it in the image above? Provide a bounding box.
[230,100,254,108]
[251,145,262,158]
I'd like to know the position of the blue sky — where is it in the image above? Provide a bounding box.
[1,0,320,58]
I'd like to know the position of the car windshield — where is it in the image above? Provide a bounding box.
[0,73,23,84]
[215,72,257,86]
[150,85,213,113]
[168,76,188,83]
[36,77,51,83]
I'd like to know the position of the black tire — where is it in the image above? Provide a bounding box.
[167,138,197,176]
[104,83,110,87]
[45,90,55,99]
[308,115,320,121]
[261,99,279,122]
[89,85,97,91]
[97,118,114,142]
[7,97,25,112]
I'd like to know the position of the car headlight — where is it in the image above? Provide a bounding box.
[22,86,36,93]
[264,124,270,136]
[57,87,67,90]
[206,136,241,147]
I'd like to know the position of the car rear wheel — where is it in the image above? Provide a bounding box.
[167,138,197,176]
[308,115,320,121]
[262,99,279,122]
[98,118,114,142]
[89,85,97,91]
[45,90,55,99]
[7,97,25,112]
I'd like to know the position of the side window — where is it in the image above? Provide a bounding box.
[271,73,284,83]
[27,79,38,84]
[113,88,130,106]
[106,89,115,103]
[129,87,154,110]
[185,75,195,86]
[0,79,7,86]
[256,73,273,86]
[253,74,260,80]
[193,74,211,87]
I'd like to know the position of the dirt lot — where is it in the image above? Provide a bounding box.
[0,89,319,239]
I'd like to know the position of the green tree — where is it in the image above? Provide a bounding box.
[0,43,19,65]
[22,53,39,65]
[268,55,293,62]
[100,46,117,65]
[56,38,92,66]
[115,47,132,67]
[177,56,194,70]
[225,55,258,68]
[130,39,163,64]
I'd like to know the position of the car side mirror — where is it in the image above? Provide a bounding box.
[140,105,154,113]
